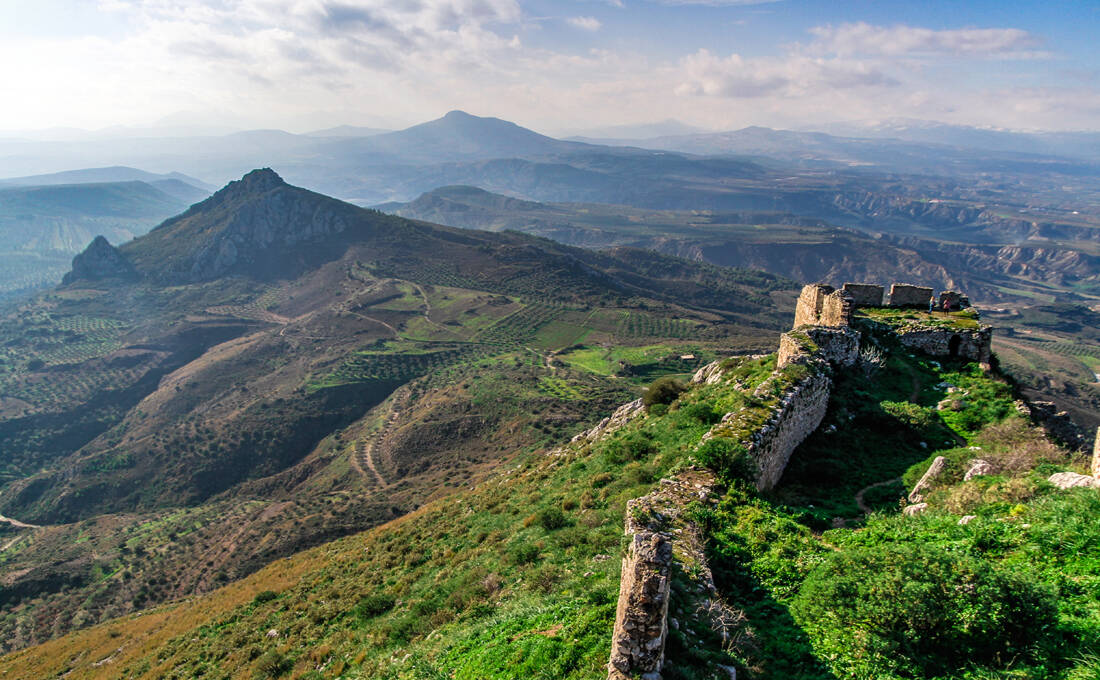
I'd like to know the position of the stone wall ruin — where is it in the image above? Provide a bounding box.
[842,282,884,307]
[793,283,834,327]
[889,283,934,308]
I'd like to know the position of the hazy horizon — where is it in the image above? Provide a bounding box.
[0,1,1097,135]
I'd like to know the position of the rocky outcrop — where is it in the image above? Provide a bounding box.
[908,456,946,504]
[691,361,725,385]
[964,459,998,481]
[609,469,719,680]
[61,236,138,285]
[572,399,645,444]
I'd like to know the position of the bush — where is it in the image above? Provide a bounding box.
[603,432,657,463]
[252,590,278,605]
[537,507,567,531]
[254,650,291,679]
[643,376,687,409]
[354,594,396,619]
[509,543,541,565]
[696,437,755,485]
[680,402,721,425]
[792,543,1057,678]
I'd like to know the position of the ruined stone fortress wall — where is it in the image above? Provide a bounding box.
[747,366,832,490]
[889,283,935,308]
[842,282,885,307]
[894,326,993,366]
[608,280,989,679]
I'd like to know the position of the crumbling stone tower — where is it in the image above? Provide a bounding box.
[793,284,854,327]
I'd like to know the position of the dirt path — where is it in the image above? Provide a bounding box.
[854,478,902,514]
[0,513,41,530]
[352,389,410,486]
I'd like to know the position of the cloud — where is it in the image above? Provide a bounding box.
[676,49,896,98]
[567,16,602,31]
[806,22,1045,58]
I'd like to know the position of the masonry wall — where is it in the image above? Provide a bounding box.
[890,283,934,308]
[794,284,833,327]
[608,469,718,680]
[747,368,832,490]
[820,290,853,326]
[1092,427,1100,479]
[843,283,885,307]
[894,325,992,365]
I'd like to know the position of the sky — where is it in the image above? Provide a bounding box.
[0,0,1097,135]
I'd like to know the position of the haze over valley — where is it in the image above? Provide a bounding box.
[0,2,1098,679]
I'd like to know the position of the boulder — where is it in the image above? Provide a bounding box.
[903,503,929,517]
[964,459,998,481]
[1048,472,1100,490]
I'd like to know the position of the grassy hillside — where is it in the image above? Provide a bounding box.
[3,316,1096,679]
[0,171,798,652]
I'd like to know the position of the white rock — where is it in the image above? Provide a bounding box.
[964,459,998,481]
[908,456,946,503]
[958,515,977,525]
[1048,472,1100,490]
[904,503,929,517]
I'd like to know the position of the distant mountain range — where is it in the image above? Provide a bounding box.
[2,111,1097,210]
[382,185,1100,305]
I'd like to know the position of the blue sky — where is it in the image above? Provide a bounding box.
[0,0,1096,133]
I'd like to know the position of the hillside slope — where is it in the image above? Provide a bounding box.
[0,170,798,652]
[2,307,1096,679]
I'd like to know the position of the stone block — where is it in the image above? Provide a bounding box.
[820,290,853,327]
[889,283,935,308]
[794,283,834,327]
[842,283,885,307]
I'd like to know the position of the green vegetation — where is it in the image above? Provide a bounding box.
[3,327,1099,680]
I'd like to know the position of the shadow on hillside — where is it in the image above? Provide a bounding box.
[705,556,839,680]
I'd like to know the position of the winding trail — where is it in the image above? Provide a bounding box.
[854,478,903,514]
[351,388,410,486]
[0,513,40,530]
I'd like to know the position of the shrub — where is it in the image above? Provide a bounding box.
[603,432,658,463]
[537,507,567,531]
[696,437,755,485]
[792,543,1057,678]
[354,594,396,619]
[510,543,541,565]
[252,590,278,605]
[254,650,291,679]
[680,401,722,425]
[643,376,687,409]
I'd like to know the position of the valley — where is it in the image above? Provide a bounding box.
[0,115,1096,680]
[0,170,796,653]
